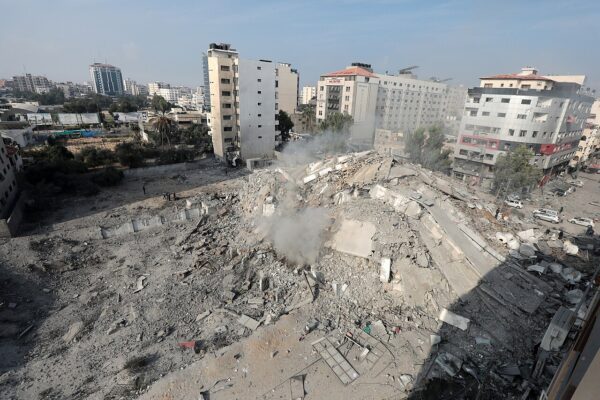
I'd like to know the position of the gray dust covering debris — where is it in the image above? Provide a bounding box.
[1,150,598,400]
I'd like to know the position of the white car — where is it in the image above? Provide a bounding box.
[533,209,561,224]
[569,217,594,227]
[504,199,523,209]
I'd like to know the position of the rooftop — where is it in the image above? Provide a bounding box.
[481,73,555,82]
[323,66,377,78]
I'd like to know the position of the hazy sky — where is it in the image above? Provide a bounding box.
[1,0,599,92]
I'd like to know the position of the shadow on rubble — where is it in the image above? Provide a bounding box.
[20,157,251,232]
[405,249,598,400]
[0,261,55,394]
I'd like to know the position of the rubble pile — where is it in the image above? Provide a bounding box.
[0,150,597,399]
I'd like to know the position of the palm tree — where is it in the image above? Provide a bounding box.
[149,95,176,147]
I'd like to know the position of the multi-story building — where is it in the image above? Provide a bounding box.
[148,82,170,97]
[202,53,211,111]
[301,86,316,105]
[575,99,600,166]
[124,79,146,96]
[452,67,594,188]
[0,137,22,221]
[89,63,124,96]
[316,63,380,148]
[374,71,451,134]
[276,63,299,114]
[206,43,278,163]
[11,74,52,94]
[444,85,468,136]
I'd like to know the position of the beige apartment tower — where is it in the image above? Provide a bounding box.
[276,63,299,115]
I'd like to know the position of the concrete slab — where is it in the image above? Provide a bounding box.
[330,219,376,259]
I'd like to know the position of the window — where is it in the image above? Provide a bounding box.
[257,78,262,82]
[459,149,468,155]
[485,154,493,160]
[258,125,262,128]
[532,131,538,137]
[485,97,493,102]
[257,66,262,70]
[345,96,349,101]
[473,97,480,103]
[497,113,506,118]
[521,99,531,105]
[221,91,231,96]
[220,65,230,71]
[522,84,531,89]
[223,103,232,108]
[257,102,262,106]
[223,115,231,120]
[517,114,526,119]
[484,83,493,88]
[501,98,510,103]
[318,110,323,116]
[257,91,262,94]
[519,130,527,137]
[469,110,477,116]
[509,129,515,136]
[482,111,490,116]
[221,78,231,84]
[320,86,324,91]
[257,114,262,117]
[224,127,233,132]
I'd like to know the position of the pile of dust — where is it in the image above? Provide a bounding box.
[277,131,349,167]
[266,207,330,266]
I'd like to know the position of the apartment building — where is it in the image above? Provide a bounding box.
[301,86,316,104]
[453,67,594,188]
[276,63,299,114]
[89,63,124,96]
[11,74,52,94]
[575,99,600,166]
[0,137,21,218]
[206,43,278,163]
[124,79,147,96]
[202,53,211,111]
[148,82,170,97]
[316,63,380,148]
[374,72,451,134]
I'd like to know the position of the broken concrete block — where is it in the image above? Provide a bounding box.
[380,258,391,283]
[438,308,470,331]
[563,240,579,256]
[302,173,317,184]
[547,240,563,249]
[536,241,553,256]
[237,314,260,331]
[549,263,563,274]
[475,336,491,345]
[517,229,538,244]
[435,352,463,376]
[430,334,441,345]
[404,200,422,218]
[560,267,582,283]
[63,321,84,342]
[195,310,211,322]
[330,219,376,258]
[262,203,275,217]
[540,307,576,351]
[527,264,546,274]
[565,289,584,304]
[519,243,537,258]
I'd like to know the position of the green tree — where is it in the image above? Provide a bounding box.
[277,110,294,141]
[405,126,451,171]
[493,145,542,195]
[151,95,172,114]
[319,112,353,134]
[115,142,145,167]
[405,128,426,164]
[150,115,177,147]
[298,104,317,132]
[179,123,213,152]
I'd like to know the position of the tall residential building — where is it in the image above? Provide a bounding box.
[443,85,468,136]
[11,74,52,94]
[202,53,211,111]
[0,137,22,222]
[301,86,316,104]
[452,67,594,188]
[148,82,170,97]
[207,43,278,163]
[276,63,299,114]
[316,63,380,148]
[124,79,145,96]
[89,63,124,96]
[575,99,600,165]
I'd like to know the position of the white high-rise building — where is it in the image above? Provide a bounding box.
[301,86,316,104]
[148,82,170,97]
[206,43,278,163]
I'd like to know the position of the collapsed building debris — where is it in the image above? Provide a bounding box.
[1,150,598,399]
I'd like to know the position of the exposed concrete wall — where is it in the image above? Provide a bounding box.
[0,192,25,239]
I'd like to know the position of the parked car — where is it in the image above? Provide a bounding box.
[533,209,561,224]
[569,217,595,227]
[504,199,523,209]
[568,180,584,187]
[551,188,567,197]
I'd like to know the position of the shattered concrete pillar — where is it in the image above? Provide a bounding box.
[380,258,391,283]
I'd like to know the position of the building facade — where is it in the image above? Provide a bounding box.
[0,137,22,218]
[575,99,600,166]
[276,63,299,115]
[301,86,316,104]
[148,82,170,97]
[453,68,594,188]
[124,79,147,96]
[206,43,278,163]
[202,53,211,111]
[11,74,52,94]
[89,63,124,96]
[316,64,380,148]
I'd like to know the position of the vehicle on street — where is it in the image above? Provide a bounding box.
[504,199,523,209]
[551,188,567,196]
[533,208,561,224]
[569,217,595,227]
[568,180,584,187]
